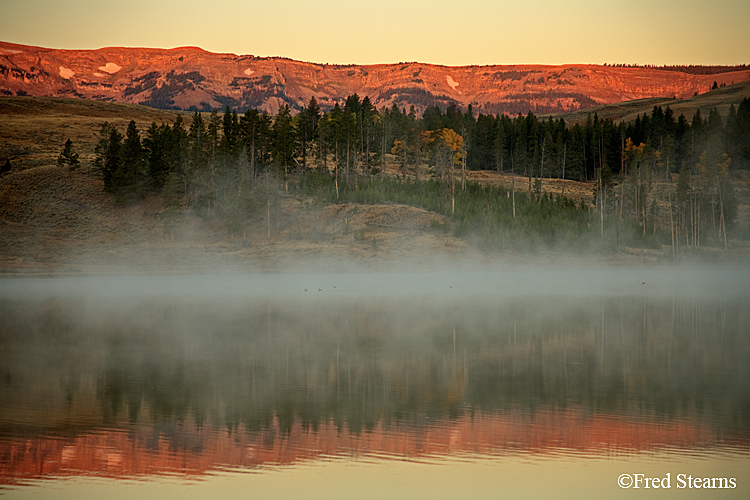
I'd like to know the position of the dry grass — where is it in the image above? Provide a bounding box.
[550,81,750,125]
[1,96,187,170]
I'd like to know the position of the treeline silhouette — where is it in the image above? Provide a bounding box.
[79,94,750,253]
[603,63,749,75]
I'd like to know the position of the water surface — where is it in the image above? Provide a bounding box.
[1,266,748,498]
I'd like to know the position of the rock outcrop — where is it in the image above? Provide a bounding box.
[2,41,748,115]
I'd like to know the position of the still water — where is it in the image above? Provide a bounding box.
[1,266,748,499]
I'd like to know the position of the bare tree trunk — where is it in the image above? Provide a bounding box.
[711,191,717,241]
[366,126,370,180]
[450,157,455,215]
[250,132,256,187]
[676,201,680,255]
[561,143,566,197]
[614,189,619,250]
[382,119,386,179]
[335,140,340,201]
[461,145,466,192]
[669,193,675,260]
[719,186,727,251]
[599,175,607,238]
[346,139,350,186]
[635,168,640,232]
[690,193,695,248]
[266,175,271,241]
[617,180,624,250]
[540,139,546,193]
[335,164,339,201]
[528,166,532,196]
[697,199,701,248]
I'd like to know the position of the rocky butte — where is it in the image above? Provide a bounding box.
[2,41,748,115]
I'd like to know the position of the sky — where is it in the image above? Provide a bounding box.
[1,0,749,66]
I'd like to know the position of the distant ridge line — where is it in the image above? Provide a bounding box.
[1,40,749,116]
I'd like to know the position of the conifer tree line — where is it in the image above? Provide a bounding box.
[87,95,750,250]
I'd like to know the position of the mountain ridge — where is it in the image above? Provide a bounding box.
[2,41,749,116]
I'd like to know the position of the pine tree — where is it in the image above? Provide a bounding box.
[144,122,169,189]
[186,112,213,210]
[360,96,377,177]
[220,106,238,153]
[272,105,295,181]
[327,102,344,196]
[207,110,221,161]
[94,122,122,193]
[296,96,320,169]
[342,100,359,187]
[239,109,259,182]
[117,120,145,196]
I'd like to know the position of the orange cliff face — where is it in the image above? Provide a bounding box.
[1,41,748,116]
[0,408,734,484]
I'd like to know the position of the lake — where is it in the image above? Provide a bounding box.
[1,266,748,499]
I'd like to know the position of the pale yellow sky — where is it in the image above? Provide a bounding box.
[1,0,748,66]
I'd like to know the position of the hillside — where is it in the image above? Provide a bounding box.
[0,96,188,170]
[3,95,750,273]
[0,96,478,272]
[2,41,749,116]
[552,80,750,125]
[0,96,595,273]
[0,161,487,273]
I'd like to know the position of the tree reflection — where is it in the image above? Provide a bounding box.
[1,290,748,442]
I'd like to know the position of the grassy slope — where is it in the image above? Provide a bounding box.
[2,95,749,272]
[548,81,750,125]
[1,96,188,170]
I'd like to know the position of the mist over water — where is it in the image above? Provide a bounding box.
[1,265,749,498]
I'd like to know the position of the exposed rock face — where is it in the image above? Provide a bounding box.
[2,41,748,115]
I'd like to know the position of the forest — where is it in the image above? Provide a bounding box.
[66,93,750,254]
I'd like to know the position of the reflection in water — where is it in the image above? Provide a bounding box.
[0,269,749,496]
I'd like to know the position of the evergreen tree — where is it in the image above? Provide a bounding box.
[186,112,211,208]
[188,112,209,170]
[207,110,221,161]
[220,106,240,156]
[494,117,509,174]
[117,120,145,196]
[272,105,296,177]
[736,98,750,168]
[296,96,320,169]
[325,102,345,197]
[359,95,377,176]
[674,113,690,168]
[342,99,359,186]
[94,122,123,193]
[143,122,169,190]
[171,115,189,171]
[239,109,259,181]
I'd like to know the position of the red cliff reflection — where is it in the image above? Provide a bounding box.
[1,407,738,485]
